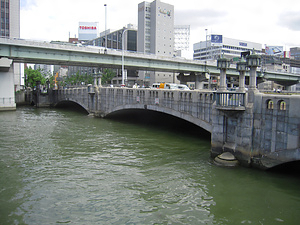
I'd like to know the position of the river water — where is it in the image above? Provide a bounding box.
[0,107,299,225]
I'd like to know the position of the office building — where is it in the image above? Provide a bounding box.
[1,0,19,38]
[0,0,22,91]
[193,35,262,61]
[86,24,137,52]
[290,47,300,60]
[138,0,174,56]
[138,0,175,85]
[34,64,54,76]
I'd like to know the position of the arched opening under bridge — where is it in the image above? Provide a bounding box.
[55,100,89,115]
[267,160,300,177]
[105,108,211,140]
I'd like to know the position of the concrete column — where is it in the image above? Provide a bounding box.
[219,69,227,91]
[195,74,202,89]
[0,58,16,111]
[239,71,246,92]
[249,66,257,90]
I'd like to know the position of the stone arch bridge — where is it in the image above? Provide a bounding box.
[48,86,300,170]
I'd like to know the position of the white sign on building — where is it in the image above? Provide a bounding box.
[78,22,98,41]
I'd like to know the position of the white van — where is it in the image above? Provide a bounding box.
[151,83,190,90]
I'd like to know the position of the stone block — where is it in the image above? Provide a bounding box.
[228,118,237,126]
[240,136,250,146]
[277,114,286,122]
[212,125,223,133]
[288,96,300,118]
[276,131,286,143]
[287,122,299,136]
[264,120,273,130]
[264,130,272,141]
[287,134,299,149]
[263,140,272,152]
[276,122,285,132]
[275,141,285,151]
[254,119,261,129]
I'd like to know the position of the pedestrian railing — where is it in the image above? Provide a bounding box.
[215,92,246,110]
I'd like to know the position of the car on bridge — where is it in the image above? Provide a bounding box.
[151,83,190,90]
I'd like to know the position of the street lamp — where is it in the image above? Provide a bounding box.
[205,29,208,61]
[236,57,248,92]
[122,28,129,86]
[104,4,107,51]
[217,55,230,91]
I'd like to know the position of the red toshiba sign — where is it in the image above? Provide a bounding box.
[79,26,97,30]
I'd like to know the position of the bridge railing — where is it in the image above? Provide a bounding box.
[215,92,246,108]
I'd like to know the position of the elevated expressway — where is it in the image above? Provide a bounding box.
[0,37,299,111]
[0,37,299,84]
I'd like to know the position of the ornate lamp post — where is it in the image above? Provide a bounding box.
[93,70,103,88]
[236,57,248,92]
[217,56,230,91]
[98,72,102,87]
[246,49,261,91]
[93,73,98,87]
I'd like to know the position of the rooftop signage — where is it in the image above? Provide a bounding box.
[159,9,171,16]
[79,26,97,30]
[211,35,223,44]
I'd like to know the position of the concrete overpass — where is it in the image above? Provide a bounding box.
[0,37,300,110]
[1,38,300,79]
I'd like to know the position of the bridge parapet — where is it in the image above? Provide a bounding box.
[96,87,214,132]
[215,92,246,111]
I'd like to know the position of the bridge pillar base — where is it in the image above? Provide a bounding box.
[210,143,224,158]
[0,58,16,111]
[211,142,253,168]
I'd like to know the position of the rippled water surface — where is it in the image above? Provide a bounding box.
[0,107,300,224]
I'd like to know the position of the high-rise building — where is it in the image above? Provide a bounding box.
[138,0,175,84]
[1,0,20,38]
[138,0,174,56]
[0,0,22,93]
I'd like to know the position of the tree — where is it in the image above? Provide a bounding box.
[101,69,116,85]
[63,71,94,86]
[24,67,47,89]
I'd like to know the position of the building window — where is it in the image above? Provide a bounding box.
[279,100,286,111]
[267,99,274,109]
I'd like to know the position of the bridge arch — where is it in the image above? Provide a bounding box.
[104,104,212,133]
[55,100,89,114]
[261,148,300,169]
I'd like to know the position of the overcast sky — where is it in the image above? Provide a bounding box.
[21,0,300,55]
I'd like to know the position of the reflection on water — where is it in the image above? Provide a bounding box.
[0,107,299,224]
